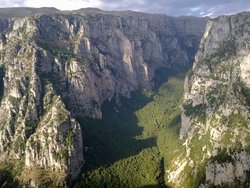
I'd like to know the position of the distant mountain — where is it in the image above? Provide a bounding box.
[0,7,60,18]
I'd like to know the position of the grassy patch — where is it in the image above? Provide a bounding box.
[0,159,24,187]
[20,166,67,187]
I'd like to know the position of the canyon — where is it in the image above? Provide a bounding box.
[0,7,249,188]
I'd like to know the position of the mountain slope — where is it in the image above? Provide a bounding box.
[0,8,208,186]
[179,12,250,187]
[73,74,185,188]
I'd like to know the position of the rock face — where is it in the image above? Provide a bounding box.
[0,8,207,184]
[24,84,84,179]
[178,12,250,187]
[204,152,250,186]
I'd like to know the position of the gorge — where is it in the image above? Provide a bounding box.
[0,7,249,188]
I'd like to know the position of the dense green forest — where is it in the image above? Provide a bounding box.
[74,74,186,188]
[0,71,201,187]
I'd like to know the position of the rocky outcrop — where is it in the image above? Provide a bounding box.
[178,12,250,187]
[25,83,84,179]
[201,152,250,187]
[0,8,207,184]
[0,16,84,180]
[34,11,207,119]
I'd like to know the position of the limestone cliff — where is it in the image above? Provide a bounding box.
[0,8,207,184]
[178,12,250,187]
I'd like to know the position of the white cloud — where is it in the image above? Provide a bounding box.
[0,0,24,7]
[1,0,250,17]
[190,7,201,12]
[23,0,102,10]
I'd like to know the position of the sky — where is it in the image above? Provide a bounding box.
[1,0,250,17]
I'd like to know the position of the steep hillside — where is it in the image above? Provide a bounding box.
[179,12,250,187]
[0,8,207,186]
[73,74,185,188]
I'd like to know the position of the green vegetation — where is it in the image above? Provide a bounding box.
[210,148,233,163]
[12,136,26,153]
[39,79,69,126]
[209,39,237,63]
[181,132,212,188]
[220,113,250,151]
[183,101,207,123]
[0,67,5,101]
[20,166,67,187]
[74,74,186,187]
[37,39,92,64]
[76,147,161,188]
[66,129,74,148]
[53,128,75,161]
[240,82,250,107]
[233,81,250,107]
[0,159,24,187]
[228,113,248,127]
[37,39,74,61]
[183,101,203,117]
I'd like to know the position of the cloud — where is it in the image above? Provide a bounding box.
[0,0,250,17]
[0,0,102,10]
[98,0,250,17]
[0,0,25,7]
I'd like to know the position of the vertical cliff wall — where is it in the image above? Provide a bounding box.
[179,12,250,187]
[0,8,207,184]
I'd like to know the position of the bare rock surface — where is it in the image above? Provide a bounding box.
[0,8,207,185]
